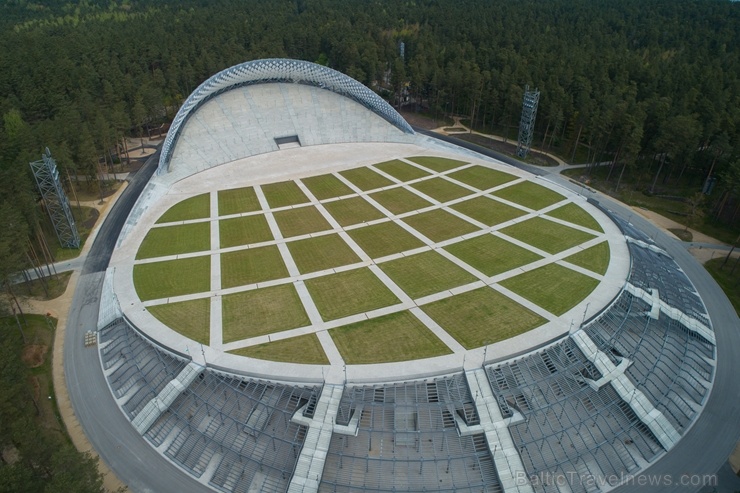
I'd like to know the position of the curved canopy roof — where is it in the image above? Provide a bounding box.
[158,58,414,174]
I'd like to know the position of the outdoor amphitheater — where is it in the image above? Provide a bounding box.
[95,59,718,493]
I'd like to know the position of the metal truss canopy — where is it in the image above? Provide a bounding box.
[30,148,80,249]
[516,85,540,159]
[158,58,415,174]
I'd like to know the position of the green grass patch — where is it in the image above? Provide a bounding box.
[323,196,385,226]
[47,206,99,261]
[450,196,527,226]
[379,250,477,298]
[369,187,433,215]
[221,245,289,288]
[134,256,210,301]
[230,334,329,364]
[218,187,261,216]
[301,174,354,200]
[408,156,468,172]
[347,221,425,258]
[331,311,451,363]
[501,217,596,254]
[492,181,565,210]
[547,203,603,232]
[339,167,394,191]
[422,287,546,348]
[287,234,361,273]
[18,271,72,300]
[448,165,517,190]
[402,209,479,242]
[445,234,542,276]
[305,268,399,321]
[565,242,610,275]
[261,180,309,208]
[410,177,473,203]
[156,193,210,223]
[501,263,599,316]
[219,214,273,248]
[222,284,310,342]
[374,159,430,182]
[704,257,740,316]
[148,298,210,344]
[274,206,332,238]
[136,222,210,259]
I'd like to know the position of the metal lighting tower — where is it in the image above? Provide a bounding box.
[30,148,80,249]
[516,85,540,159]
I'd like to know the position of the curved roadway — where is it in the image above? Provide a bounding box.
[64,136,740,492]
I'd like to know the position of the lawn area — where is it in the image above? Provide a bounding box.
[156,193,210,223]
[17,271,72,300]
[148,298,210,344]
[565,242,611,275]
[273,206,332,238]
[323,196,385,226]
[46,205,99,261]
[218,186,261,216]
[500,263,599,316]
[410,177,473,203]
[301,174,354,200]
[408,156,468,172]
[379,250,477,298]
[287,234,361,273]
[219,214,273,248]
[339,167,394,191]
[136,222,210,259]
[230,334,329,364]
[444,234,542,276]
[220,245,289,288]
[421,287,547,348]
[261,180,309,208]
[402,209,479,242]
[448,165,517,190]
[222,284,310,342]
[704,257,740,315]
[501,217,596,254]
[374,159,430,182]
[450,196,527,226]
[347,221,425,258]
[305,268,400,321]
[330,311,451,364]
[133,256,210,301]
[492,181,565,210]
[369,187,432,214]
[547,203,603,232]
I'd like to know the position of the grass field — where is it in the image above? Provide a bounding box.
[218,186,261,215]
[408,156,467,172]
[222,284,310,342]
[379,250,477,298]
[402,209,479,242]
[370,187,432,214]
[500,263,599,316]
[450,196,526,226]
[148,298,210,344]
[136,222,211,259]
[374,159,430,181]
[704,257,740,315]
[347,221,425,258]
[273,206,333,238]
[445,234,542,276]
[330,311,451,363]
[501,217,595,254]
[305,268,400,321]
[301,173,354,200]
[547,203,604,232]
[219,214,272,248]
[287,234,361,273]
[156,193,210,223]
[448,165,517,190]
[410,177,473,203]
[322,196,385,226]
[339,167,394,191]
[565,242,611,275]
[421,287,547,348]
[492,181,565,210]
[261,180,309,208]
[133,256,210,301]
[220,245,289,288]
[230,334,329,364]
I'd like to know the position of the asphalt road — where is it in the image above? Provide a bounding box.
[63,136,740,493]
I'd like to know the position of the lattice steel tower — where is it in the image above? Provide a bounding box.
[516,85,540,159]
[30,148,80,249]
